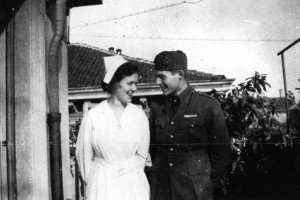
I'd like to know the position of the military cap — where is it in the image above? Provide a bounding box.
[154,50,187,71]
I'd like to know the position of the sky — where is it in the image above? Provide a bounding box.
[70,0,300,99]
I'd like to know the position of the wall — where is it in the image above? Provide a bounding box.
[0,15,8,200]
[0,0,74,199]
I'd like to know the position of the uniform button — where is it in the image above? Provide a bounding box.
[169,163,173,167]
[170,121,174,125]
[191,124,194,127]
[170,148,173,151]
[170,135,174,139]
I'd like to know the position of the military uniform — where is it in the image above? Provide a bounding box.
[149,86,231,200]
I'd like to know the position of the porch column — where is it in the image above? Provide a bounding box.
[13,0,50,199]
[60,42,74,200]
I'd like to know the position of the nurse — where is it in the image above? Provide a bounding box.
[76,55,150,200]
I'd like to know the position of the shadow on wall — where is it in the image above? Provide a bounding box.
[0,1,26,34]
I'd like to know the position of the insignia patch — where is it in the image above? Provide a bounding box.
[184,114,197,118]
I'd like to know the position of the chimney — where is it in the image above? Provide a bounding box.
[108,47,114,52]
[116,49,122,55]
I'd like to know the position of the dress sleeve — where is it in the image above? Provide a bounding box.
[75,113,94,184]
[137,114,150,159]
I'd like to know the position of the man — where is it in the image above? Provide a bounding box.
[149,50,231,200]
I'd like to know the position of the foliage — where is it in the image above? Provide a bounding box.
[69,103,78,114]
[211,72,297,199]
[287,90,300,108]
[69,120,81,157]
[69,116,81,177]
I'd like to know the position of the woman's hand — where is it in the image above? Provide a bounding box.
[145,154,152,168]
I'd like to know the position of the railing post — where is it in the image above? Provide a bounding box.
[279,53,292,147]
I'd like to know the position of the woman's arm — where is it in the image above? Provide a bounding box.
[137,114,150,168]
[75,114,94,184]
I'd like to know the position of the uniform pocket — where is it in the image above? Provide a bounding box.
[180,117,208,143]
[180,117,202,129]
[186,152,213,199]
[186,154,210,175]
[191,174,213,199]
[155,118,166,129]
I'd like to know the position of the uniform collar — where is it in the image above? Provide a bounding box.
[163,85,195,119]
[180,85,194,104]
[170,85,195,105]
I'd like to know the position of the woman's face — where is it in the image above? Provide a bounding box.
[114,73,139,105]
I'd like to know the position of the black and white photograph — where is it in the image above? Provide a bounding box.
[1,0,300,199]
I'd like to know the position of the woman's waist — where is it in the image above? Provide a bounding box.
[93,155,142,172]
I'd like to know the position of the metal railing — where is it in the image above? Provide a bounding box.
[277,37,300,147]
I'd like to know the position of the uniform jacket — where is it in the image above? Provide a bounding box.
[149,86,231,200]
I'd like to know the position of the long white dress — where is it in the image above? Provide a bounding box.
[76,100,150,200]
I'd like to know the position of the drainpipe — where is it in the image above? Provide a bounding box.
[47,0,66,199]
[6,14,17,200]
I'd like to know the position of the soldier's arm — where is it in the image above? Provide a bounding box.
[148,101,158,166]
[207,101,231,188]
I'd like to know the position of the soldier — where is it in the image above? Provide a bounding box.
[149,50,231,200]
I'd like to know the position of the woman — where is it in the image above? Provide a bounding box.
[76,55,150,200]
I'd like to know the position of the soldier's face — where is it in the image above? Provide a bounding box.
[156,71,180,96]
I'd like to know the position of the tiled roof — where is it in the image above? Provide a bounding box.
[68,44,156,89]
[68,43,228,89]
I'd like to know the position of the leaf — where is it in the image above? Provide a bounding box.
[265,82,271,87]
[282,134,287,147]
[233,95,239,104]
[238,164,245,173]
[248,87,256,92]
[257,86,262,94]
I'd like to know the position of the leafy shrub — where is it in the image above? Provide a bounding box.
[211,72,298,199]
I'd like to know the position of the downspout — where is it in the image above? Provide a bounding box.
[47,0,66,199]
[6,13,17,200]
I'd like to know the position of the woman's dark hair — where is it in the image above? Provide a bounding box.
[101,62,139,93]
